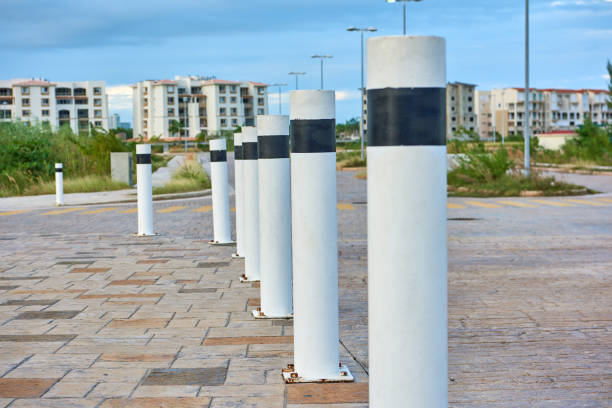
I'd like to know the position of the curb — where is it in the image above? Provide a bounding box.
[65,189,212,207]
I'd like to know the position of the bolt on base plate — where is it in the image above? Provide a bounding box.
[251,308,293,320]
[239,274,259,283]
[208,240,236,247]
[282,363,354,384]
[133,233,159,237]
[231,253,245,259]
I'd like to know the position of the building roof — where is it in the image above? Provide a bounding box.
[448,81,477,87]
[204,79,241,85]
[13,80,55,86]
[152,80,178,85]
[511,87,609,94]
[249,81,269,87]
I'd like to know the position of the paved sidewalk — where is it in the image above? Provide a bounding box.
[0,170,610,407]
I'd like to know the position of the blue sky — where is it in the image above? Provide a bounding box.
[2,0,611,125]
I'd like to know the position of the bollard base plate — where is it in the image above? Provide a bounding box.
[231,253,245,259]
[239,274,260,283]
[251,309,293,320]
[133,232,159,237]
[208,240,236,247]
[282,364,354,384]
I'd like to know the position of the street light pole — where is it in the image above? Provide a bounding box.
[183,96,189,152]
[288,72,306,90]
[524,0,530,176]
[311,55,333,90]
[270,83,287,114]
[347,26,378,160]
[385,0,423,35]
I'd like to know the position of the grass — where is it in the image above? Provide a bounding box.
[1,175,129,197]
[336,151,366,169]
[153,156,210,195]
[151,154,172,173]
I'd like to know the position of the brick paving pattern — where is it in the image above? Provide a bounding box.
[0,170,610,407]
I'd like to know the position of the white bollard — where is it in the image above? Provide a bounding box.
[136,144,154,236]
[54,163,64,206]
[209,138,233,245]
[241,126,260,282]
[253,115,293,319]
[366,36,448,407]
[233,133,245,258]
[282,90,352,383]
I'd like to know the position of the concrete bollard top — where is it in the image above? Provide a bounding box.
[210,138,227,151]
[242,126,257,143]
[234,132,243,146]
[136,144,151,154]
[367,35,446,89]
[290,90,335,120]
[55,163,63,169]
[257,115,289,136]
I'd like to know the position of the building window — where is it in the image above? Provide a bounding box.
[220,119,227,127]
[468,107,472,112]
[94,110,102,118]
[219,85,226,93]
[230,107,237,116]
[167,96,174,105]
[219,107,226,116]
[94,98,102,106]
[230,85,237,93]
[93,121,101,126]
[451,116,456,122]
[467,97,472,102]
[22,110,31,117]
[22,98,30,107]
[451,106,455,112]
[21,87,29,94]
[231,119,238,125]
[167,86,174,93]
[220,96,226,103]
[257,87,265,95]
[42,110,49,117]
[257,98,264,106]
[451,96,455,101]
[257,108,264,115]
[168,108,175,116]
[451,127,456,132]
[230,96,237,103]
[41,98,49,106]
[41,87,49,94]
[93,87,102,96]
[0,110,11,119]
[178,88,186,95]
[469,117,474,122]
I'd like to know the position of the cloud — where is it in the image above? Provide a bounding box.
[335,90,361,101]
[106,85,133,111]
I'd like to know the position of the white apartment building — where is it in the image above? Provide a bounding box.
[0,78,109,133]
[361,82,478,140]
[132,76,269,140]
[446,82,477,138]
[109,113,120,129]
[476,87,610,139]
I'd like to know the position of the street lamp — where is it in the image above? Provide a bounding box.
[311,54,333,90]
[270,83,287,114]
[385,0,422,35]
[183,96,189,152]
[347,26,377,160]
[524,0,531,176]
[288,71,306,90]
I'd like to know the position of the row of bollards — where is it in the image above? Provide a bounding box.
[52,35,448,406]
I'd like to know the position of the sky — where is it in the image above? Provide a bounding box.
[2,0,611,126]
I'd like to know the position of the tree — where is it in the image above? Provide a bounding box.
[607,60,612,110]
[169,120,181,137]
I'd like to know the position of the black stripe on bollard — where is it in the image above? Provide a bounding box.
[234,145,243,160]
[258,136,289,159]
[210,150,227,162]
[243,142,258,160]
[367,88,446,147]
[136,153,152,164]
[55,168,63,173]
[290,119,335,153]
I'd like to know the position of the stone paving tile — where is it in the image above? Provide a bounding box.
[142,367,228,386]
[131,385,200,397]
[210,396,284,408]
[203,336,293,346]
[14,310,81,320]
[0,378,58,398]
[286,383,369,404]
[8,398,103,407]
[100,397,212,408]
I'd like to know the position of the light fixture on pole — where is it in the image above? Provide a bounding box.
[311,55,333,90]
[270,83,287,115]
[288,72,306,90]
[183,96,189,152]
[347,26,377,160]
[385,0,422,35]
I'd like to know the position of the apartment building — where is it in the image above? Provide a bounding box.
[446,82,477,138]
[476,87,610,139]
[0,78,109,132]
[361,82,478,139]
[132,76,269,139]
